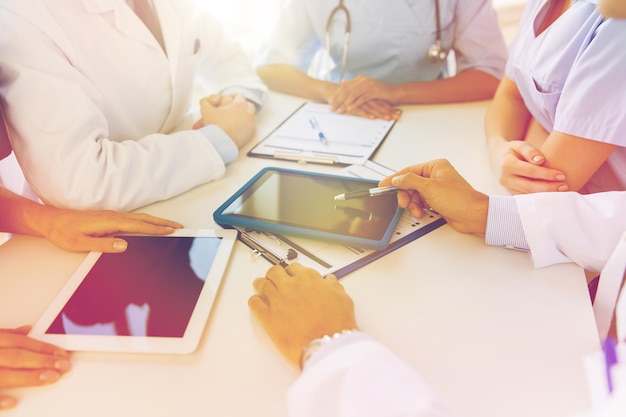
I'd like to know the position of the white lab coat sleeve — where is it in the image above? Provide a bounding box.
[288,333,455,417]
[0,4,237,211]
[514,191,626,274]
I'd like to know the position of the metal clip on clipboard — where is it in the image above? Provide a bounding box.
[272,151,338,165]
[238,229,289,268]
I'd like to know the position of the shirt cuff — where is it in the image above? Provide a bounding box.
[485,195,530,251]
[221,86,265,112]
[303,331,371,371]
[198,125,238,164]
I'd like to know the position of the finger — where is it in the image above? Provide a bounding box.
[264,264,292,285]
[285,262,309,277]
[70,236,129,253]
[0,326,31,336]
[120,212,183,229]
[357,102,390,120]
[192,119,203,129]
[506,177,569,194]
[324,274,345,289]
[0,348,71,373]
[361,101,397,120]
[0,368,62,389]
[0,395,17,411]
[247,294,270,322]
[346,105,376,120]
[391,175,428,217]
[507,158,567,182]
[511,141,547,165]
[252,276,279,298]
[204,94,222,106]
[0,333,69,358]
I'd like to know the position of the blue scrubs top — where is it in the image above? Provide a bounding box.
[256,0,507,83]
[507,0,626,193]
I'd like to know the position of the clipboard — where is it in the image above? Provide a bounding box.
[248,102,397,166]
[236,161,446,278]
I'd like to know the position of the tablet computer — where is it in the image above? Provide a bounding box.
[30,229,237,354]
[213,167,403,249]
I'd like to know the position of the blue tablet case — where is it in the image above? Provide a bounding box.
[213,167,404,250]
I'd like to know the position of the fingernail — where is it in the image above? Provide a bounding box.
[0,397,16,410]
[391,177,399,185]
[55,359,71,372]
[113,240,127,252]
[40,370,60,382]
[532,155,544,162]
[558,184,569,191]
[555,174,566,181]
[54,350,69,358]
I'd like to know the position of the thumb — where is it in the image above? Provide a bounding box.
[58,236,128,253]
[514,141,546,165]
[0,395,17,411]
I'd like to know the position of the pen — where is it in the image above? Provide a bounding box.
[309,117,328,145]
[334,185,398,201]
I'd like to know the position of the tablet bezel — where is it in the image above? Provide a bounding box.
[29,229,237,355]
[213,167,403,250]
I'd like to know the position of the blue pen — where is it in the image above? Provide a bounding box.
[309,117,328,145]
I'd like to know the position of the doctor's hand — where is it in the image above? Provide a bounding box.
[329,76,401,120]
[0,326,71,411]
[380,159,489,236]
[490,139,568,194]
[248,264,357,366]
[38,208,183,253]
[199,94,256,149]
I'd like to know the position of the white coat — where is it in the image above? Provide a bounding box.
[287,191,626,417]
[0,0,267,210]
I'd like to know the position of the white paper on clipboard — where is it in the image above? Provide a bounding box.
[247,102,397,166]
[238,161,446,278]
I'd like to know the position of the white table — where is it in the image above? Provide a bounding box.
[0,93,600,417]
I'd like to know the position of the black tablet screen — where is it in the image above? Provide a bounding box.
[45,236,221,338]
[221,170,399,240]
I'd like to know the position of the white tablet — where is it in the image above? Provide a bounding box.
[30,229,237,354]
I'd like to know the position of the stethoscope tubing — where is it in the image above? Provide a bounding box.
[324,0,447,82]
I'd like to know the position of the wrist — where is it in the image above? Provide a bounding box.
[471,194,489,236]
[319,82,339,103]
[23,200,56,239]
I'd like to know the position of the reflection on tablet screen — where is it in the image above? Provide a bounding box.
[222,170,398,240]
[45,236,221,338]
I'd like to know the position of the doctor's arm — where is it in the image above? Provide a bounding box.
[248,263,454,417]
[0,186,182,253]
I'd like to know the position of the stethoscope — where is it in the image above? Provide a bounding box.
[324,0,449,82]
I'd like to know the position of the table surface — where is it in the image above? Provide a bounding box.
[0,93,600,417]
